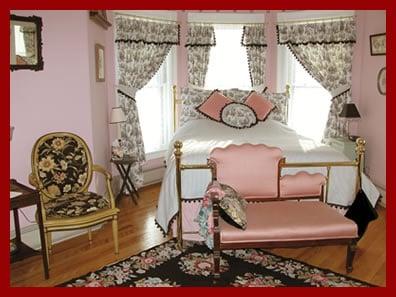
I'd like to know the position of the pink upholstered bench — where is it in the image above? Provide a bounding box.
[207,143,360,280]
[173,141,364,280]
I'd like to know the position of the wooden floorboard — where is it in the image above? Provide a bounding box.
[10,183,386,287]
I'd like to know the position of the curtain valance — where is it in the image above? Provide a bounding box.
[277,19,356,45]
[185,24,216,46]
[241,24,267,46]
[115,15,180,45]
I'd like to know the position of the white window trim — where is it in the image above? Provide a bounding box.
[188,12,265,24]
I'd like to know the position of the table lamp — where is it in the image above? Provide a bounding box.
[110,107,126,158]
[339,103,361,141]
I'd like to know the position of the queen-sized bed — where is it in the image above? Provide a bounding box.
[155,118,380,237]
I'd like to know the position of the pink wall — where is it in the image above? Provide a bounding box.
[10,10,114,229]
[355,10,386,189]
[265,11,277,92]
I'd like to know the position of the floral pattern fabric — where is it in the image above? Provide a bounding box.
[61,239,374,287]
[264,89,289,124]
[186,24,215,87]
[35,135,90,198]
[218,184,248,229]
[242,24,267,87]
[115,15,180,44]
[277,19,356,45]
[115,15,179,188]
[45,192,109,218]
[179,87,289,126]
[277,19,355,138]
[220,102,258,129]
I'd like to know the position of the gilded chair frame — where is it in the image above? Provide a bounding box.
[174,138,366,278]
[29,132,120,267]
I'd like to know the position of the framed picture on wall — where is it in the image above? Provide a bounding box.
[377,67,386,95]
[370,33,386,56]
[95,44,105,82]
[89,10,112,29]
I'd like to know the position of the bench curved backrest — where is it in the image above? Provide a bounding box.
[209,143,283,200]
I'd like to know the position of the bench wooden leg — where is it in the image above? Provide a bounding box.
[213,250,221,282]
[346,240,357,273]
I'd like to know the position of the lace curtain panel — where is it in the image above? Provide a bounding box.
[186,24,216,88]
[241,24,267,88]
[115,15,180,187]
[277,19,356,139]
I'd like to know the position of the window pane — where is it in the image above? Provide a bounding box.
[205,24,251,90]
[135,50,173,154]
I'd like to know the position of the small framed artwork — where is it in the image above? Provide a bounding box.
[377,67,386,95]
[370,33,386,56]
[89,10,112,29]
[95,44,105,82]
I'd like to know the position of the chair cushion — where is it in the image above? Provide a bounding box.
[220,201,357,244]
[45,192,109,218]
[219,184,247,230]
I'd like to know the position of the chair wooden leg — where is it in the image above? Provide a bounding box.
[44,231,51,266]
[46,231,52,255]
[88,228,92,245]
[346,240,357,273]
[213,250,221,281]
[112,217,119,255]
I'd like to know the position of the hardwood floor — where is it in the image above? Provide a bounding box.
[10,183,386,287]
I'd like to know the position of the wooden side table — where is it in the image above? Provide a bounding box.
[10,179,49,279]
[111,156,140,204]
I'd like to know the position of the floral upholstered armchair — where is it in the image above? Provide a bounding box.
[29,132,119,266]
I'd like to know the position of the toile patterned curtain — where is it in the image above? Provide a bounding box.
[186,24,216,87]
[241,24,267,88]
[115,15,180,187]
[277,19,356,139]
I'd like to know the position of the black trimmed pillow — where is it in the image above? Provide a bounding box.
[220,102,258,129]
[219,183,247,230]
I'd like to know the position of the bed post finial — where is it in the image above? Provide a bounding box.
[355,137,366,191]
[174,140,183,250]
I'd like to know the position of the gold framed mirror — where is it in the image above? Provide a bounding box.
[10,14,44,71]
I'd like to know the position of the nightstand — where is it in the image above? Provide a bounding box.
[111,156,140,205]
[326,137,356,161]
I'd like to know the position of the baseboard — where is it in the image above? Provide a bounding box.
[10,224,102,251]
[143,166,165,186]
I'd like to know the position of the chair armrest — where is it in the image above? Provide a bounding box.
[92,164,112,181]
[28,173,42,190]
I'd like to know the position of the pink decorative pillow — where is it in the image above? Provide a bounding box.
[196,90,233,121]
[244,91,274,121]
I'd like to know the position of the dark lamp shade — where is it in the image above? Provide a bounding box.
[339,103,361,119]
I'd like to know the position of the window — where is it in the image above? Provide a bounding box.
[135,48,175,156]
[277,45,331,142]
[205,24,251,90]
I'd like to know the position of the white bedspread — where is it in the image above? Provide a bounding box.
[155,119,380,233]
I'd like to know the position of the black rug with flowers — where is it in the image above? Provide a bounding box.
[60,239,374,287]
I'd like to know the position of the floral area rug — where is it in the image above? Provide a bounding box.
[60,239,374,287]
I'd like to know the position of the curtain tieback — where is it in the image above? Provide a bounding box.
[118,84,139,99]
[330,84,351,99]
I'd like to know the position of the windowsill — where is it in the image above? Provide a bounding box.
[145,149,167,161]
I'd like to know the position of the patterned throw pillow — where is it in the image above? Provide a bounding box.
[179,87,212,126]
[220,102,258,129]
[264,90,289,125]
[219,184,247,230]
[196,90,233,121]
